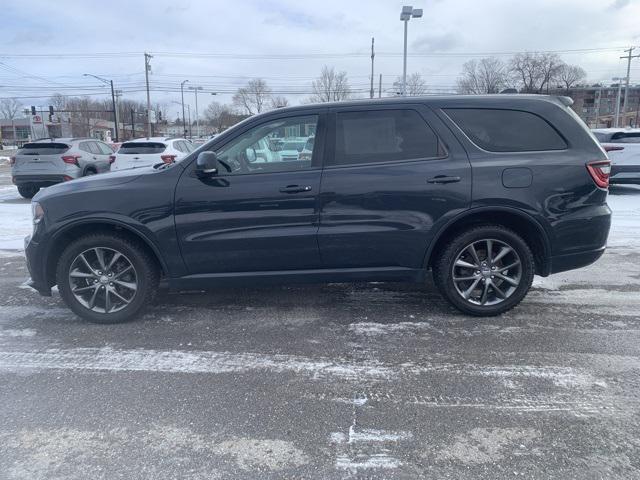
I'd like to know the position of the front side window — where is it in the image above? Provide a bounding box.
[331,109,445,166]
[445,108,567,152]
[214,115,319,175]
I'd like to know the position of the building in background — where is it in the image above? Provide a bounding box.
[550,84,640,128]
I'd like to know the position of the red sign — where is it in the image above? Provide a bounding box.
[32,115,42,124]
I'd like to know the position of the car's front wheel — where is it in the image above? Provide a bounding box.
[17,184,40,199]
[433,225,535,316]
[56,233,159,323]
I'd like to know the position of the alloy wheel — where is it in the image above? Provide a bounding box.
[68,247,138,314]
[451,238,522,306]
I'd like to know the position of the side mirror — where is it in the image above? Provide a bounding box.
[196,151,218,176]
[245,147,257,163]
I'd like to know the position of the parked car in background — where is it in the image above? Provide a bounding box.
[110,137,195,171]
[26,95,611,323]
[592,128,640,185]
[10,138,113,198]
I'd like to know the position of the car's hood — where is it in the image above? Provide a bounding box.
[33,166,153,202]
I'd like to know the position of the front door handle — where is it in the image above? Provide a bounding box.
[427,175,461,184]
[279,185,312,194]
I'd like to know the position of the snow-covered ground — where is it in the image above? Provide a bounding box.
[0,183,638,253]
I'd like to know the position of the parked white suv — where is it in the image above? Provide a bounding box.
[110,137,195,171]
[592,128,640,185]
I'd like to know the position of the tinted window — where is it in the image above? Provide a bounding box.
[96,142,114,154]
[18,143,69,155]
[592,132,610,142]
[79,141,93,153]
[215,115,318,175]
[87,142,102,155]
[118,142,167,154]
[332,109,444,166]
[445,108,567,152]
[611,132,640,143]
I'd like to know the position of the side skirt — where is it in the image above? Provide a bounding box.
[168,266,426,290]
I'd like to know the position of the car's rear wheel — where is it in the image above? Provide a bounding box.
[433,225,534,316]
[56,233,159,323]
[17,184,39,199]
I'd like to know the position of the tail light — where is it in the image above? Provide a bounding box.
[108,155,116,164]
[586,160,611,189]
[604,145,624,152]
[161,154,176,164]
[62,155,81,166]
[62,175,74,182]
[9,156,16,166]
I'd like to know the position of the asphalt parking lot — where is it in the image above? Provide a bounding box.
[0,166,639,478]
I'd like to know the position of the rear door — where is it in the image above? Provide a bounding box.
[318,104,471,269]
[13,142,70,175]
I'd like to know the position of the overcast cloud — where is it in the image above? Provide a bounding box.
[1,0,639,118]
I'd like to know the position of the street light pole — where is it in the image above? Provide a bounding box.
[402,19,408,96]
[189,86,203,138]
[83,73,119,142]
[180,80,189,138]
[400,6,422,96]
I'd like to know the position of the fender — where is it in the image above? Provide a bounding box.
[422,205,552,274]
[44,215,174,277]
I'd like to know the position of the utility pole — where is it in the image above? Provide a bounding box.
[180,80,189,138]
[144,52,152,137]
[114,90,122,141]
[130,108,135,140]
[620,47,639,127]
[189,85,203,138]
[370,37,375,99]
[379,73,382,98]
[613,77,626,128]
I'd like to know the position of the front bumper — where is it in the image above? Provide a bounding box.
[24,234,51,296]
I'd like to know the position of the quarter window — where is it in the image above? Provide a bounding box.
[444,108,567,152]
[332,109,445,166]
[214,115,319,175]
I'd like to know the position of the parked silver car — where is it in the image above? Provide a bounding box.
[10,138,114,198]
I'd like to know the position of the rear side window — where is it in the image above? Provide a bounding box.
[444,108,567,152]
[87,142,102,155]
[118,142,167,154]
[611,132,640,143]
[332,109,445,166]
[18,143,69,155]
[96,142,114,154]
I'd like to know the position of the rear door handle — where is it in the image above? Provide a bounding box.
[427,175,461,184]
[279,185,312,194]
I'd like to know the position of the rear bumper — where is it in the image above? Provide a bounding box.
[610,164,640,185]
[13,174,70,186]
[549,246,606,275]
[24,235,51,296]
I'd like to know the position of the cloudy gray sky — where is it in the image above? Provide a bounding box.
[2,0,640,119]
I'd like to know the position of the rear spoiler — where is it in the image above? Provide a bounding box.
[558,96,574,107]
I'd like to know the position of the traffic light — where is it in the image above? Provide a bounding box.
[30,106,36,116]
[49,106,54,116]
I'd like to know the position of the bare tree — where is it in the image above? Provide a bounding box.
[232,79,272,115]
[204,101,232,132]
[0,98,22,119]
[557,64,587,94]
[49,93,67,112]
[457,57,508,94]
[270,96,289,109]
[392,73,427,96]
[508,52,563,93]
[309,66,351,102]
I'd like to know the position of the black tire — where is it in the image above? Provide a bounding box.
[56,233,159,323]
[17,184,39,199]
[84,168,97,176]
[433,225,535,316]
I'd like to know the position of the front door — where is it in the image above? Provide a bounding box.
[318,105,471,269]
[175,112,325,274]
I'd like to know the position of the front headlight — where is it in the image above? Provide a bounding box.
[32,202,44,225]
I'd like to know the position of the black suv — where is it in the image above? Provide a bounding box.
[25,95,611,323]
